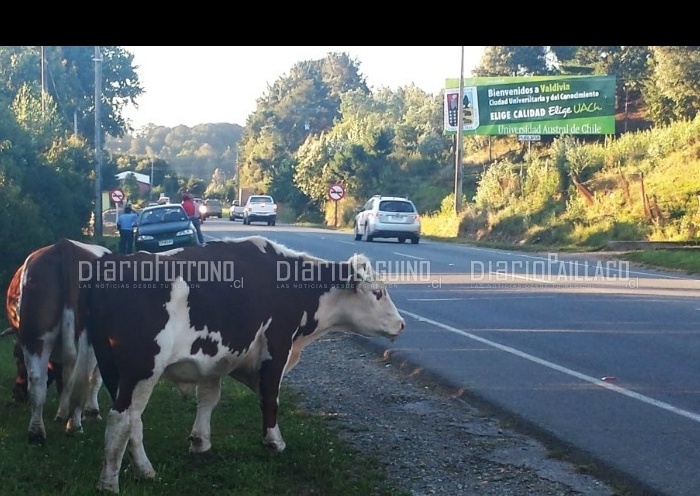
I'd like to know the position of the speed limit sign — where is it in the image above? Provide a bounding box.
[328,183,345,201]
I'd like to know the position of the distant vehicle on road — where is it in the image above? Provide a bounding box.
[229,199,245,221]
[203,199,223,218]
[134,204,198,252]
[242,195,277,226]
[354,195,420,244]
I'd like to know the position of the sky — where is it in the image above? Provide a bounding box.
[121,46,485,129]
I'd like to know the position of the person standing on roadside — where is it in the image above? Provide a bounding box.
[182,192,205,245]
[117,203,138,254]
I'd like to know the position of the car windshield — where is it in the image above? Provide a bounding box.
[250,196,272,203]
[379,201,415,213]
[140,207,188,225]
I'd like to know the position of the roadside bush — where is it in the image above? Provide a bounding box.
[473,160,519,209]
[0,177,53,291]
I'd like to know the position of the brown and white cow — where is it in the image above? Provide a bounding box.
[4,263,63,402]
[79,235,405,493]
[12,238,109,443]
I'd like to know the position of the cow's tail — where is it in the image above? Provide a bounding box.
[84,291,119,403]
[65,330,93,417]
[1,327,16,338]
[57,239,90,422]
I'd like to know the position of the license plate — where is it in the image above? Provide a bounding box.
[158,239,174,246]
[389,216,403,222]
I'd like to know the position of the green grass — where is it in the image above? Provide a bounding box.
[0,339,408,496]
[618,249,700,274]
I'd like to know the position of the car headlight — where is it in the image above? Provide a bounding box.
[177,228,194,236]
[137,235,154,241]
[199,205,207,214]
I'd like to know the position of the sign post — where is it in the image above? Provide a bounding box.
[110,188,125,229]
[327,183,345,227]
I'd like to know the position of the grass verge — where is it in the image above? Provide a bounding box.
[0,339,408,496]
[617,249,700,274]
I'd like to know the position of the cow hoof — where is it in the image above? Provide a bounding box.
[27,431,46,445]
[133,467,157,481]
[262,439,286,453]
[83,408,102,421]
[65,424,84,436]
[96,480,119,494]
[188,434,211,453]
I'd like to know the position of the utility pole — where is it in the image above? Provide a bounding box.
[40,46,46,117]
[94,46,103,238]
[454,46,465,213]
[150,157,154,201]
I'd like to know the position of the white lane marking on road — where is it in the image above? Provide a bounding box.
[407,298,464,301]
[393,252,425,260]
[399,309,700,424]
[336,240,357,245]
[466,246,688,280]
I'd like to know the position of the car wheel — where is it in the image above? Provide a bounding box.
[411,236,420,244]
[363,224,374,242]
[354,222,362,241]
[398,237,407,243]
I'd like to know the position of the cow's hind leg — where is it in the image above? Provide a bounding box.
[99,376,158,493]
[55,308,79,425]
[12,341,28,402]
[83,362,103,420]
[259,359,286,452]
[24,342,55,444]
[188,378,221,453]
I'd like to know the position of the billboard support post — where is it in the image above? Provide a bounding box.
[454,46,465,214]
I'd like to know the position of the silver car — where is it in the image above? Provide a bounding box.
[354,195,420,244]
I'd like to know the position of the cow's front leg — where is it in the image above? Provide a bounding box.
[259,358,286,452]
[188,378,221,453]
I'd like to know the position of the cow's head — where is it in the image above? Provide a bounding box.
[316,253,405,340]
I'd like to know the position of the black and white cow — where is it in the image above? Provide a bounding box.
[11,239,107,443]
[78,236,405,493]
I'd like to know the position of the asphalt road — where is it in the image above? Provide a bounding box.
[202,219,700,496]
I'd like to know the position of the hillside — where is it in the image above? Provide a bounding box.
[423,115,700,249]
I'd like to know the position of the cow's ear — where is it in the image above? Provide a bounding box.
[346,254,373,291]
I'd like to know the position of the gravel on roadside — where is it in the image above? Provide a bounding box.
[285,333,620,496]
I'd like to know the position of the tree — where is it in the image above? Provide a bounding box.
[122,173,141,203]
[549,46,652,117]
[472,46,550,77]
[645,46,700,124]
[0,46,143,142]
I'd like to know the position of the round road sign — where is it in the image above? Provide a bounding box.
[110,188,125,203]
[328,183,345,201]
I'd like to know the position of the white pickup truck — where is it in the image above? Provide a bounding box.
[229,200,246,221]
[242,195,277,226]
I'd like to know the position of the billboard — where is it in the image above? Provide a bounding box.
[444,75,616,136]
